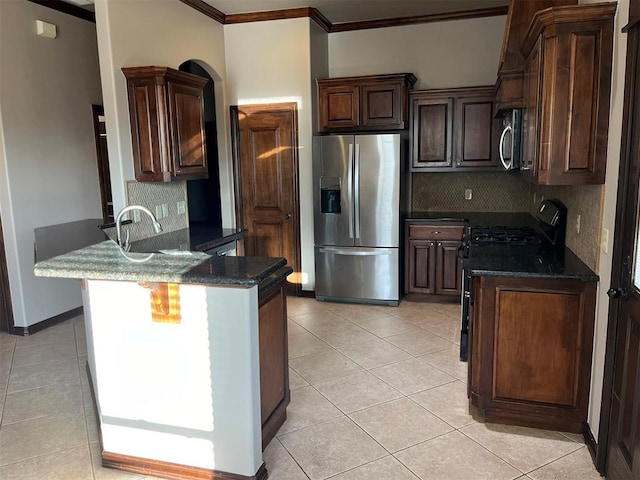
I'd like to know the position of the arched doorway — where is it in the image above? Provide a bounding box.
[179,60,222,231]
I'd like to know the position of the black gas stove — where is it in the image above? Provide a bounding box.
[470,226,543,246]
[459,200,568,361]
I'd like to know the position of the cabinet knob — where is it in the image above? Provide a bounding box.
[434,231,440,234]
[437,242,442,246]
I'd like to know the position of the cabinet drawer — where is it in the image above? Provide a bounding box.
[407,224,464,240]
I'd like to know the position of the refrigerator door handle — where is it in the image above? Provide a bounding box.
[354,142,361,239]
[319,247,393,256]
[347,143,354,239]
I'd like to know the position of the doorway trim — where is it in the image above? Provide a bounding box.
[595,20,638,475]
[0,212,15,333]
[230,102,302,296]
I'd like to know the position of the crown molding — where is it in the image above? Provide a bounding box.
[329,5,509,33]
[178,0,225,23]
[181,2,508,33]
[27,0,95,23]
[225,7,331,32]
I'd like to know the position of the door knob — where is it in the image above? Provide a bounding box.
[282,212,292,222]
[607,288,628,299]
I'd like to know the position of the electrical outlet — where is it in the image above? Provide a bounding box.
[133,210,141,223]
[155,205,162,219]
[464,189,473,200]
[576,214,581,234]
[602,228,610,254]
[162,203,169,218]
[177,201,186,215]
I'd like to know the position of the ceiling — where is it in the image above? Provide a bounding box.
[202,0,509,23]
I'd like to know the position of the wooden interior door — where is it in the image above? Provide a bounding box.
[92,105,113,222]
[231,103,301,295]
[0,213,14,332]
[600,20,640,480]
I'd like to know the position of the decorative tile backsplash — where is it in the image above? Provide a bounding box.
[411,172,533,212]
[412,172,603,273]
[121,181,189,242]
[530,184,603,273]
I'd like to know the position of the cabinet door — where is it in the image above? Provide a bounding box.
[258,281,290,449]
[455,96,497,168]
[361,81,404,130]
[411,97,453,169]
[406,239,436,294]
[167,80,208,179]
[319,84,360,131]
[435,240,463,295]
[522,37,543,178]
[470,276,597,433]
[127,76,168,182]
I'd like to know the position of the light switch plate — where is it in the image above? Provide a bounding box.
[464,189,472,200]
[162,203,169,218]
[133,210,141,223]
[155,205,162,219]
[177,201,186,215]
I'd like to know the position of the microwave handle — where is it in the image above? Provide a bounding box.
[499,125,513,170]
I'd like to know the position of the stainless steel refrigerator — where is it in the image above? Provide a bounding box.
[313,133,403,306]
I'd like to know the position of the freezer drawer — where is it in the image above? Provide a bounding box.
[314,246,399,305]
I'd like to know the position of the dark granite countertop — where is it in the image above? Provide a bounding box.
[124,225,244,254]
[259,266,294,294]
[34,219,245,261]
[407,211,538,228]
[34,240,287,287]
[188,224,245,252]
[469,244,598,281]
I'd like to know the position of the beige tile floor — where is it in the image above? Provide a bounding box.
[0,297,602,480]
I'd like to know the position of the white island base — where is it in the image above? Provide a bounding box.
[82,278,266,479]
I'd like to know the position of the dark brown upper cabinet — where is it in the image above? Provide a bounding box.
[411,86,497,171]
[520,3,616,185]
[122,66,208,182]
[317,73,416,133]
[495,0,577,111]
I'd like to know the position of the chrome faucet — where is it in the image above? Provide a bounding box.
[115,205,163,249]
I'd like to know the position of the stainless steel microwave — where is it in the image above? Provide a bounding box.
[498,108,522,171]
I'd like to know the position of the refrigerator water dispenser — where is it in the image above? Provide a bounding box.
[320,177,341,214]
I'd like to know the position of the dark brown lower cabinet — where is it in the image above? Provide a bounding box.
[469,275,597,433]
[258,277,290,449]
[405,221,464,297]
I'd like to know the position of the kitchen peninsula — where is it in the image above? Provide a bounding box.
[34,240,291,480]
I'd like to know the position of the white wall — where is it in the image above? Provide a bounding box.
[224,18,321,290]
[328,15,506,88]
[93,0,233,227]
[0,0,103,327]
[583,0,628,441]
